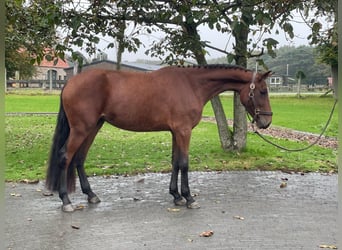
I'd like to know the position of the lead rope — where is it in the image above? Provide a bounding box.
[249,99,337,152]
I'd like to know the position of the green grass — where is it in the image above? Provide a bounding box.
[4,92,338,181]
[5,94,60,113]
[5,116,336,181]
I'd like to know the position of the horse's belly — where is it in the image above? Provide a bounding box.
[104,114,170,132]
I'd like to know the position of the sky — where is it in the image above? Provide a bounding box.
[92,12,318,63]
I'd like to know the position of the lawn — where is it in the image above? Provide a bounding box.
[5,92,60,113]
[4,92,338,181]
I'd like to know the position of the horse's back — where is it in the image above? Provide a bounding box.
[65,69,133,89]
[62,69,145,106]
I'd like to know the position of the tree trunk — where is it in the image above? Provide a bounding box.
[297,77,301,98]
[331,64,338,100]
[232,92,247,149]
[231,12,250,151]
[210,96,233,150]
[116,19,126,70]
[116,45,123,70]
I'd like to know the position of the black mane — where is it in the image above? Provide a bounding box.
[177,64,250,72]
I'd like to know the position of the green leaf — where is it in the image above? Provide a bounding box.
[282,22,294,39]
[312,22,322,33]
[262,15,272,25]
[226,53,235,63]
[45,54,52,61]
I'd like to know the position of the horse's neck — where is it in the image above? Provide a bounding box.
[190,67,252,103]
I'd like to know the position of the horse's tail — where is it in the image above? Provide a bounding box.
[46,96,76,193]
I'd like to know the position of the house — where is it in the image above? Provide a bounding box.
[64,60,163,81]
[33,56,69,88]
[35,57,69,81]
[267,74,296,90]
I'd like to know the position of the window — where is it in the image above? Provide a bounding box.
[270,77,281,85]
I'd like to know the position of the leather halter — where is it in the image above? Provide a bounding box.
[248,71,273,123]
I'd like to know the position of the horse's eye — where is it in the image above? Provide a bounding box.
[260,89,268,95]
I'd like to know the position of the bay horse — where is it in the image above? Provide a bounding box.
[46,64,272,212]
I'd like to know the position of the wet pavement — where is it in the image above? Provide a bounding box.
[5,171,338,250]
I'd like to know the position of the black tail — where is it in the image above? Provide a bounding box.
[46,97,75,192]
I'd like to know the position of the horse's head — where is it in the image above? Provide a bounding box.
[240,71,272,129]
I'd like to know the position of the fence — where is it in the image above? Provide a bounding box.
[269,84,331,93]
[6,79,67,90]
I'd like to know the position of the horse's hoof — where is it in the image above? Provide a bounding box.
[88,196,101,204]
[174,197,187,206]
[62,204,74,212]
[187,201,200,209]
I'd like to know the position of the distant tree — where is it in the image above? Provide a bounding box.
[5,48,36,79]
[5,0,62,75]
[295,70,306,97]
[300,0,338,98]
[247,46,331,84]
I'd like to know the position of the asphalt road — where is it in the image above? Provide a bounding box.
[5,171,338,250]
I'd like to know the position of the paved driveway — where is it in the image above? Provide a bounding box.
[5,171,337,250]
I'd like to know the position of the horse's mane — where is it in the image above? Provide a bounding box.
[176,64,251,72]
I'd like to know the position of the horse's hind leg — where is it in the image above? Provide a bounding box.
[59,129,89,212]
[74,119,104,204]
[58,146,72,208]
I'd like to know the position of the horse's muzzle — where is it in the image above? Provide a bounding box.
[251,109,272,129]
[255,113,272,129]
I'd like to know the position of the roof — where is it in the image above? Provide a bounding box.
[38,57,69,68]
[28,48,70,68]
[122,61,163,71]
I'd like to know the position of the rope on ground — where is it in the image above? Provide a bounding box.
[251,99,337,152]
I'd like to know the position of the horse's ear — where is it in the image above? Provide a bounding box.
[262,71,273,79]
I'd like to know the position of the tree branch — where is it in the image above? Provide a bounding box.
[248,47,264,57]
[204,43,230,55]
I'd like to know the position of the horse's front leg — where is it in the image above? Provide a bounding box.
[170,130,200,209]
[179,156,200,209]
[170,133,186,206]
[169,164,186,206]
